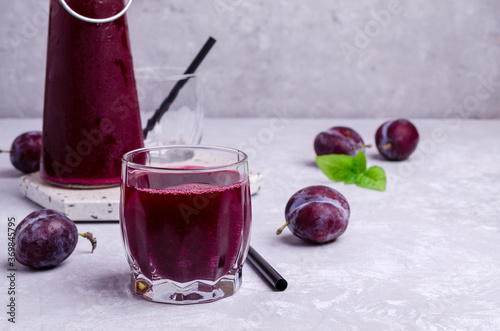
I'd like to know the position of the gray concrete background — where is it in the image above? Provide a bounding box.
[1,0,499,118]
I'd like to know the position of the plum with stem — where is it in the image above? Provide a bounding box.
[14,209,96,269]
[277,186,350,243]
[314,126,370,157]
[375,119,419,161]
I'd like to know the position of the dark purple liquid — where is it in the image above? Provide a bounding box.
[121,170,252,283]
[41,0,143,186]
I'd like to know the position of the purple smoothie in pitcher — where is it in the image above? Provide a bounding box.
[121,170,252,283]
[41,0,143,187]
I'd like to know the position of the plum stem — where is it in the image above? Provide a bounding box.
[381,143,392,151]
[276,221,290,235]
[0,149,11,153]
[355,144,372,149]
[79,232,97,253]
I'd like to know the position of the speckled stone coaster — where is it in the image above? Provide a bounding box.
[19,171,262,221]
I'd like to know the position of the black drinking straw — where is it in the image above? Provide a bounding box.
[142,36,217,139]
[248,246,288,291]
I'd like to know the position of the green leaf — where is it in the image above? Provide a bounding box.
[316,151,386,191]
[353,151,367,174]
[344,173,363,185]
[355,166,386,191]
[315,154,358,182]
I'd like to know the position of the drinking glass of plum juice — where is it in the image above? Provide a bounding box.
[120,145,252,304]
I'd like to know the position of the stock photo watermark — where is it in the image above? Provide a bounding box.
[177,105,292,226]
[213,0,246,19]
[237,107,291,160]
[134,67,165,107]
[49,93,136,178]
[340,0,404,64]
[240,293,287,330]
[5,0,55,53]
[391,68,499,184]
[6,216,17,324]
[179,190,225,225]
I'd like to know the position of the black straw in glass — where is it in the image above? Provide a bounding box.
[142,36,216,139]
[247,246,288,291]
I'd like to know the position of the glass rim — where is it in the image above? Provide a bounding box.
[134,66,197,81]
[122,144,248,172]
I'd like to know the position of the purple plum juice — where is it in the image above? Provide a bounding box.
[41,0,143,187]
[121,170,252,283]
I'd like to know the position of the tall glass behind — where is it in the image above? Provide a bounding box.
[40,0,144,188]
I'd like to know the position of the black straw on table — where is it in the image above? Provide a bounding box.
[247,246,288,291]
[142,36,217,139]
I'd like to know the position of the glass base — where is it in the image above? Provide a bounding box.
[40,175,120,189]
[131,269,242,304]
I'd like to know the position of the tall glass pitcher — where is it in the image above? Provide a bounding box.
[40,0,143,188]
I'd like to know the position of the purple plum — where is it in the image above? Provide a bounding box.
[375,119,419,161]
[14,209,78,269]
[277,185,350,243]
[314,126,368,157]
[9,131,42,173]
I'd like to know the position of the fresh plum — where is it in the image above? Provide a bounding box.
[314,126,368,157]
[277,185,350,243]
[8,131,42,173]
[14,209,96,269]
[15,209,78,268]
[375,119,419,161]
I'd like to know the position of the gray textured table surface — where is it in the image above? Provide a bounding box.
[1,118,499,330]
